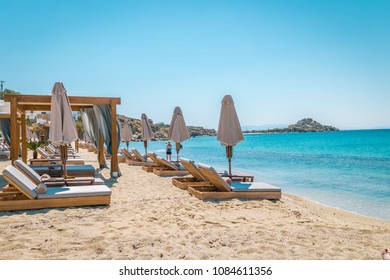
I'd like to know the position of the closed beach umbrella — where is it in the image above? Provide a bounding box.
[217,95,243,175]
[121,119,133,150]
[141,113,154,159]
[49,82,78,177]
[168,107,190,161]
[26,127,34,141]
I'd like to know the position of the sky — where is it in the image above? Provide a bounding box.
[1,0,389,130]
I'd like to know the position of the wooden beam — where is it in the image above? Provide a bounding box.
[111,100,118,177]
[19,104,94,112]
[4,94,121,105]
[10,99,18,163]
[21,112,27,163]
[99,132,105,168]
[110,101,119,176]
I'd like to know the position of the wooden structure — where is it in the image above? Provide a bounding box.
[0,165,111,211]
[150,154,189,177]
[187,164,282,200]
[121,148,157,167]
[3,94,121,177]
[172,158,211,189]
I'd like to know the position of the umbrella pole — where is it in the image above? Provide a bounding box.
[226,146,233,175]
[126,141,129,151]
[61,145,68,178]
[144,141,148,161]
[175,142,181,163]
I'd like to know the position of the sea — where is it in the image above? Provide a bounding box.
[121,129,390,221]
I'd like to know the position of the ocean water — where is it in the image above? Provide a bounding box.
[121,130,390,221]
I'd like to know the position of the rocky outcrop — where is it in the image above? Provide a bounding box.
[244,118,339,133]
[117,115,216,141]
[287,118,339,132]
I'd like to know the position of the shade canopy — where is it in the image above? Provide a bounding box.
[141,113,154,141]
[168,107,190,144]
[216,95,243,175]
[48,82,78,145]
[121,119,133,143]
[26,127,34,141]
[217,95,243,146]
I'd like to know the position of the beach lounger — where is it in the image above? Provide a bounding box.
[30,163,96,177]
[104,151,126,163]
[45,145,80,157]
[141,152,162,172]
[171,158,211,189]
[0,150,10,160]
[187,163,281,200]
[14,159,104,186]
[33,147,85,165]
[122,148,158,167]
[0,166,111,211]
[152,156,189,177]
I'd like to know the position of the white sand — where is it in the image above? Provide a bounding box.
[0,148,389,260]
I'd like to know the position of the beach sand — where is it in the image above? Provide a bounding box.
[0,148,389,260]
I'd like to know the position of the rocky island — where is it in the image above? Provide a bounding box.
[244,118,339,134]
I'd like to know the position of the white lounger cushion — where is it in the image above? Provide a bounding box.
[230,182,281,192]
[3,166,38,198]
[14,159,42,184]
[14,159,104,185]
[38,185,111,199]
[3,166,110,200]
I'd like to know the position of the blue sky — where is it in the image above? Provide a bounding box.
[1,0,389,129]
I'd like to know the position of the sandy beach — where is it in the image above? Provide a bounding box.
[0,148,389,260]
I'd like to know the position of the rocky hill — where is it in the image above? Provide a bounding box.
[244,118,339,133]
[117,115,216,141]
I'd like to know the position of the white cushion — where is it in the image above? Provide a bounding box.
[37,185,111,199]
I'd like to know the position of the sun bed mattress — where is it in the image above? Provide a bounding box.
[230,182,281,192]
[37,185,111,199]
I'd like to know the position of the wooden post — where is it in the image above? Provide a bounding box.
[10,99,18,164]
[110,101,118,177]
[21,112,27,163]
[75,139,79,152]
[98,132,105,168]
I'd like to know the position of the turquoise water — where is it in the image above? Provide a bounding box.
[122,130,390,221]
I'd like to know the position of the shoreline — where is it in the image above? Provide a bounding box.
[0,148,389,260]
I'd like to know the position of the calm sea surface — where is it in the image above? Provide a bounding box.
[121,129,390,221]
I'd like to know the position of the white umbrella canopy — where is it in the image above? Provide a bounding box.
[168,107,190,161]
[141,113,154,159]
[217,95,243,175]
[49,82,78,144]
[121,119,133,150]
[49,82,78,177]
[25,127,34,141]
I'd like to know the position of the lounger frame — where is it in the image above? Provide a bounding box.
[171,158,210,189]
[188,164,281,200]
[0,172,110,211]
[188,185,281,200]
[122,149,157,167]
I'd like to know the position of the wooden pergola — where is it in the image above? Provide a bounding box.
[3,94,121,177]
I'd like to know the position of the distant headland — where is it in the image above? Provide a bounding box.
[243,118,339,134]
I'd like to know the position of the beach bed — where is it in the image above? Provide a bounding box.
[171,158,211,189]
[14,159,104,186]
[122,148,157,167]
[0,166,111,211]
[143,153,188,177]
[187,163,281,200]
[30,164,96,177]
[31,147,85,165]
[141,153,162,172]
[152,157,189,177]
